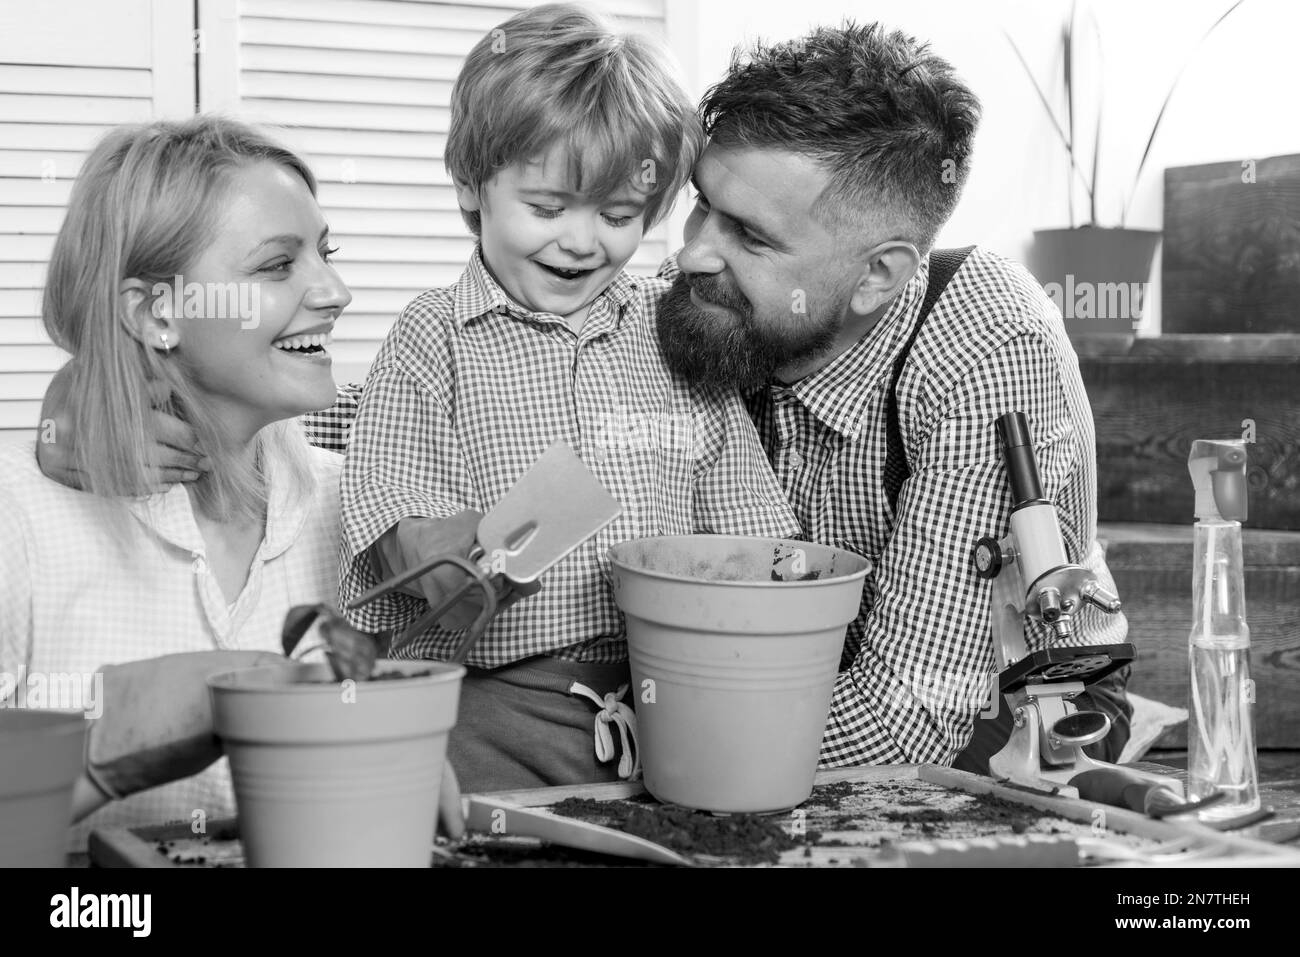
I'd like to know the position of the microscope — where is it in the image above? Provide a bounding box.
[971,412,1188,811]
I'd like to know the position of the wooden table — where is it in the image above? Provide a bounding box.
[85,759,1300,868]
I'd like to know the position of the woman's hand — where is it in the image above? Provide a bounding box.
[36,364,209,492]
[73,650,286,821]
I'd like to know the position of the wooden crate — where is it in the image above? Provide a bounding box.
[1100,521,1300,748]
[1078,335,1300,530]
[1163,153,1300,334]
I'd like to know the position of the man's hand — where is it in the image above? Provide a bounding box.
[73,650,286,821]
[36,363,209,492]
[372,512,541,630]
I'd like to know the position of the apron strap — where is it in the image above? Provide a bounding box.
[569,680,641,781]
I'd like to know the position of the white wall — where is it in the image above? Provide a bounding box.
[681,0,1300,334]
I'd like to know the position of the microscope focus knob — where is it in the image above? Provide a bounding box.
[973,537,1004,579]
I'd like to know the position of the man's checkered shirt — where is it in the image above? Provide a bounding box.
[332,248,799,667]
[725,248,1127,768]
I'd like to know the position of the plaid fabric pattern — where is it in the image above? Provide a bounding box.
[0,439,341,849]
[337,247,799,667]
[702,248,1128,768]
[304,384,358,454]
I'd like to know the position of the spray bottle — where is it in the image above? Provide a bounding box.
[1186,439,1259,819]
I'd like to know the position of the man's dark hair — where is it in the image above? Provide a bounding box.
[700,22,981,252]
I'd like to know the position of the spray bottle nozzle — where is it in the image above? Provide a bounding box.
[1188,439,1248,523]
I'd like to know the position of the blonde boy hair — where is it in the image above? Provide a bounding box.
[42,115,317,524]
[446,2,704,235]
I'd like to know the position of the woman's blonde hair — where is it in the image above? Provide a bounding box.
[446,2,704,235]
[42,115,319,523]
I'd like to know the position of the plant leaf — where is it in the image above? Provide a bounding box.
[1089,5,1103,226]
[1065,3,1076,225]
[318,614,379,682]
[1003,29,1095,221]
[282,603,326,657]
[1123,0,1249,224]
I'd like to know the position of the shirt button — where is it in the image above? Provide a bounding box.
[787,450,804,470]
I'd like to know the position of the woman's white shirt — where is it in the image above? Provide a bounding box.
[0,439,342,849]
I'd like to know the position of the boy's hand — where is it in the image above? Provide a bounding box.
[373,512,541,631]
[374,511,489,630]
[36,363,209,492]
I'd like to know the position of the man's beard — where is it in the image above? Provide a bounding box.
[657,272,844,390]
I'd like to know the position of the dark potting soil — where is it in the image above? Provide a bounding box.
[548,797,802,865]
[298,669,435,684]
[769,569,822,581]
[809,783,1063,841]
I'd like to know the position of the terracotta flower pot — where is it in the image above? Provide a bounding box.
[208,660,464,867]
[0,710,88,867]
[609,536,870,814]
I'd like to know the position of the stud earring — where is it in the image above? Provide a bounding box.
[159,333,171,354]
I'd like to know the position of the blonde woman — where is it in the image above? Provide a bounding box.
[0,116,350,847]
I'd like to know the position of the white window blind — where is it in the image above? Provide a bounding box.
[204,0,674,389]
[0,0,192,442]
[0,0,687,442]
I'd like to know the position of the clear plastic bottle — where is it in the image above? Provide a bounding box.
[1186,440,1259,820]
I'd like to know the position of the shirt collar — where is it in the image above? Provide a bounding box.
[451,244,637,330]
[782,255,932,441]
[125,438,312,562]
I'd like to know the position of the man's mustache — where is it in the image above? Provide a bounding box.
[684,272,751,316]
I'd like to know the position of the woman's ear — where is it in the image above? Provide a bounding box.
[452,178,482,213]
[119,277,180,354]
[848,241,922,317]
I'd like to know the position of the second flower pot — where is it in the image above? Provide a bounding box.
[208,659,464,867]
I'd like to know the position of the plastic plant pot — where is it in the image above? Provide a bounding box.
[208,659,464,867]
[609,536,870,814]
[0,709,88,867]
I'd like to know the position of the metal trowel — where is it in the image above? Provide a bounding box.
[349,440,623,661]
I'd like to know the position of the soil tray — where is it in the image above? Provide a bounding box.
[88,765,1300,868]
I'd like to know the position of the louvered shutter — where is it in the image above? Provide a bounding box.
[0,0,192,442]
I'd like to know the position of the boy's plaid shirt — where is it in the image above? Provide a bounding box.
[330,247,799,666]
[309,247,1125,767]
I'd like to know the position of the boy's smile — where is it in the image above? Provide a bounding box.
[454,143,649,332]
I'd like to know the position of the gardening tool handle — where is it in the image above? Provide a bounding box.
[387,555,501,661]
[1070,768,1165,814]
[1069,767,1226,818]
[347,539,482,610]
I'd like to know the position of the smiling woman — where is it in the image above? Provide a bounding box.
[0,115,349,849]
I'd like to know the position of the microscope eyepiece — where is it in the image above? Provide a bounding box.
[995,412,1045,506]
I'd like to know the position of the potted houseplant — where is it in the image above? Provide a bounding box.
[208,606,464,868]
[1009,0,1246,337]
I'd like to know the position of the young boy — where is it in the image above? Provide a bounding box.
[338,3,799,791]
